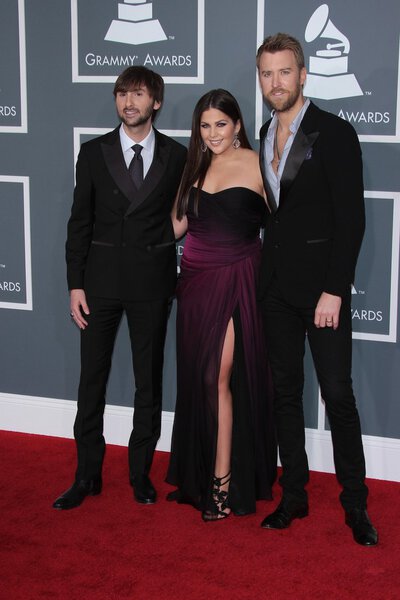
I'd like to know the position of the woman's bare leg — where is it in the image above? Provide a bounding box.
[206,318,234,519]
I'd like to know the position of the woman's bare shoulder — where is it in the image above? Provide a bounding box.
[239,148,259,160]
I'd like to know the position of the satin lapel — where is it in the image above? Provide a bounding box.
[280,128,319,196]
[259,133,278,214]
[124,133,171,216]
[101,133,135,205]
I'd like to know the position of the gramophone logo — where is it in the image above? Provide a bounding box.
[105,0,167,46]
[304,4,363,100]
[71,0,204,83]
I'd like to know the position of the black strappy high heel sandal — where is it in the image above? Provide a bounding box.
[202,472,231,522]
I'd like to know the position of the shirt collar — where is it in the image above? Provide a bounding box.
[266,97,310,141]
[290,97,310,134]
[119,124,155,154]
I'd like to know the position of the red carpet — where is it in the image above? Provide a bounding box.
[0,431,399,600]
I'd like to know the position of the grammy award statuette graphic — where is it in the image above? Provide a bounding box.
[105,0,167,45]
[304,4,363,100]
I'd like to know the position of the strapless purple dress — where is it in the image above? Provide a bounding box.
[166,187,277,514]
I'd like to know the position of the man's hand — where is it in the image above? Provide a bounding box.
[314,292,342,330]
[70,289,90,329]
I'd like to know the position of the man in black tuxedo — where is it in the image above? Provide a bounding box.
[256,34,377,545]
[53,66,186,510]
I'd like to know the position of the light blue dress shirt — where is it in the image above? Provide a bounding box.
[264,98,310,207]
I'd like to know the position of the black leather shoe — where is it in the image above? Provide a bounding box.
[52,479,102,510]
[130,474,156,504]
[261,500,309,529]
[345,508,378,546]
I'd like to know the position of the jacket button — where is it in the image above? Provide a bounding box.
[274,217,279,224]
[274,243,280,248]
[122,242,126,248]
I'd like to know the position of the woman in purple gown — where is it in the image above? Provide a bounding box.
[166,89,276,521]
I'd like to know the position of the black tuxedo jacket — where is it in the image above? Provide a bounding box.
[66,127,187,301]
[259,101,365,307]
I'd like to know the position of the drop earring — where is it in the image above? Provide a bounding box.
[233,134,241,149]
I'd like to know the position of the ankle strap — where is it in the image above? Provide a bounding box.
[213,472,231,486]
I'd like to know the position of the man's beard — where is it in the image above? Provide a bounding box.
[119,104,154,128]
[267,82,302,113]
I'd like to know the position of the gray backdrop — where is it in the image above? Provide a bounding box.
[1,1,399,447]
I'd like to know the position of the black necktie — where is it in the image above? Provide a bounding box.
[128,144,144,189]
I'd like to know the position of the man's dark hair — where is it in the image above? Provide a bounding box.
[113,66,164,120]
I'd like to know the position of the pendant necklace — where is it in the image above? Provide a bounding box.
[274,124,282,169]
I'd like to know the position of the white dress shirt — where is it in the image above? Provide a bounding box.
[119,124,156,179]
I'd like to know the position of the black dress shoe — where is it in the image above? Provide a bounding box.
[345,508,378,546]
[52,479,102,510]
[261,500,309,529]
[130,474,156,504]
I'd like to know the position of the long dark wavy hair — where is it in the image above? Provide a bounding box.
[176,89,252,219]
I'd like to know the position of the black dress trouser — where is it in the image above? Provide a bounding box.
[73,295,169,482]
[260,277,368,511]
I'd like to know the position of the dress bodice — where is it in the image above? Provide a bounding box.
[187,187,266,245]
[181,187,266,272]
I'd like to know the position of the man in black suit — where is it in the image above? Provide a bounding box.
[53,66,186,510]
[256,34,377,545]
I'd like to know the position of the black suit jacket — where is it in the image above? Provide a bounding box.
[259,101,365,307]
[66,127,187,301]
